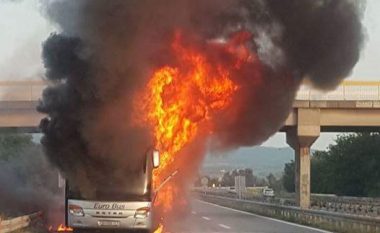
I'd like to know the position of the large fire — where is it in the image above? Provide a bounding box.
[138,30,258,231]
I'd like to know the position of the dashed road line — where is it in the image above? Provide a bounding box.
[218,224,231,229]
[191,211,197,215]
[202,216,211,221]
[197,200,332,233]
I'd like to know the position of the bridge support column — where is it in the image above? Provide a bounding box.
[286,108,320,209]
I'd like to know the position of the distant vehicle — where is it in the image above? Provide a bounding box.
[65,149,160,233]
[228,186,237,194]
[246,186,274,198]
[263,188,275,197]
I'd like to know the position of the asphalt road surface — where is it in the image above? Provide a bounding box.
[168,200,331,233]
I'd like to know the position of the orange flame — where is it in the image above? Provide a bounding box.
[56,224,73,232]
[154,223,164,233]
[136,30,256,228]
[138,30,256,208]
[146,42,238,171]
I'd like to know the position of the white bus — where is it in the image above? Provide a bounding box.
[65,149,160,233]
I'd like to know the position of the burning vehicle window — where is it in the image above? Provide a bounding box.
[66,161,153,201]
[66,175,152,201]
[66,184,152,202]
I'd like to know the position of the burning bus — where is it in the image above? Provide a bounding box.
[64,149,160,233]
[37,1,365,232]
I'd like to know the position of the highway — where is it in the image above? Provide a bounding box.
[168,200,331,233]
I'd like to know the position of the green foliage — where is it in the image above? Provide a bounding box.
[0,133,61,216]
[266,173,276,188]
[221,168,266,187]
[199,168,285,192]
[219,168,276,188]
[282,133,380,197]
[194,175,221,187]
[266,173,284,192]
[0,134,33,161]
[283,161,295,192]
[328,133,380,197]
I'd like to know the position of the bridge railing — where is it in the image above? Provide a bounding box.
[0,80,380,102]
[296,81,380,101]
[0,81,46,102]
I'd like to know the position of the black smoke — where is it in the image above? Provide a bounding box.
[38,0,364,214]
[0,140,63,227]
[265,0,365,89]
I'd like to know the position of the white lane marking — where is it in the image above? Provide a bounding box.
[196,200,332,233]
[191,211,197,215]
[218,224,231,229]
[202,216,211,221]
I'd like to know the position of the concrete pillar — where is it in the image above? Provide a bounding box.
[286,108,320,209]
[297,146,311,208]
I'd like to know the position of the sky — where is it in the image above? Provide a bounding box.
[0,0,52,80]
[0,0,379,150]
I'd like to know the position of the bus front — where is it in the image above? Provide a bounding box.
[65,149,160,233]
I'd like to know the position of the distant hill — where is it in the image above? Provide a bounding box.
[201,146,295,178]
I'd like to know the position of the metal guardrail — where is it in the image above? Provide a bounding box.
[200,194,380,233]
[195,188,380,217]
[0,212,42,233]
[312,195,380,217]
[0,80,380,102]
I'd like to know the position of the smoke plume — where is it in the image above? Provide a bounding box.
[38,0,364,226]
[0,139,63,227]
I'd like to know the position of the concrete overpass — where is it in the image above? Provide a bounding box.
[1,80,380,209]
[283,81,380,209]
[0,81,44,132]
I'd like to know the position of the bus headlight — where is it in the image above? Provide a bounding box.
[68,204,85,217]
[134,207,150,219]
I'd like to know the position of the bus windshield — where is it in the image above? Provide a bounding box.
[66,171,153,201]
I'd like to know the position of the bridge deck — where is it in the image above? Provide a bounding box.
[1,81,380,132]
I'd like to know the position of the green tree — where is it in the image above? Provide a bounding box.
[310,150,333,194]
[221,168,260,187]
[243,168,256,186]
[0,134,33,161]
[209,177,220,187]
[221,171,234,186]
[329,133,380,197]
[0,133,61,215]
[282,160,295,192]
[266,173,276,187]
[267,173,283,192]
[282,133,380,197]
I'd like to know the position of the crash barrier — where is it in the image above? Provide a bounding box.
[195,188,380,217]
[311,195,380,217]
[0,212,42,233]
[199,194,380,233]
